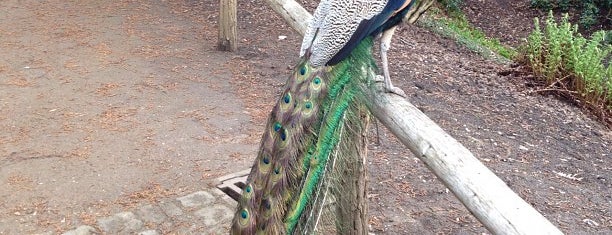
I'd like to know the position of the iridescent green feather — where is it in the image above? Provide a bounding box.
[231,38,375,235]
[285,38,375,234]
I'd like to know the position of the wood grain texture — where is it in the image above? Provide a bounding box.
[218,0,237,51]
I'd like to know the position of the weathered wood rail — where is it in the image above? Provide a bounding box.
[218,0,237,51]
[217,0,564,234]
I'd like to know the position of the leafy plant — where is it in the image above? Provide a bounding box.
[579,0,599,29]
[531,0,552,10]
[529,0,610,30]
[437,0,463,13]
[439,15,517,59]
[419,9,517,62]
[522,12,611,112]
[558,0,570,11]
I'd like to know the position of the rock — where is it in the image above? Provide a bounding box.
[176,191,215,208]
[583,218,599,227]
[60,189,242,235]
[138,230,159,235]
[135,204,167,224]
[97,212,143,234]
[61,225,98,235]
[36,232,54,235]
[159,201,184,217]
[194,204,233,226]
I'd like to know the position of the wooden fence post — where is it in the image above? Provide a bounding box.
[218,0,237,51]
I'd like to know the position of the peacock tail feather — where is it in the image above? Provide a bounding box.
[231,37,376,235]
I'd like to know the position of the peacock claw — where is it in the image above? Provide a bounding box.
[375,75,406,97]
[374,74,384,82]
[386,85,406,97]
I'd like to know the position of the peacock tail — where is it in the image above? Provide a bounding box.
[231,37,376,235]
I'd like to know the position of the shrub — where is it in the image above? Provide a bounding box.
[579,1,599,29]
[529,0,611,30]
[531,0,552,10]
[437,0,463,13]
[522,12,611,111]
[418,12,517,62]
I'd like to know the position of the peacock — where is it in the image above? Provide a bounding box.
[230,0,415,233]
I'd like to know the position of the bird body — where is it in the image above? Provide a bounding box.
[231,38,374,234]
[300,0,415,67]
[231,0,415,233]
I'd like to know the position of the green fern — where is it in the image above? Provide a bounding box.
[522,11,611,107]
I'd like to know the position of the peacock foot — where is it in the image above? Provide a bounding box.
[375,75,406,97]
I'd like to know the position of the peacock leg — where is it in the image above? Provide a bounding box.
[378,26,406,97]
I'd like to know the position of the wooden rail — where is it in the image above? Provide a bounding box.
[365,83,563,235]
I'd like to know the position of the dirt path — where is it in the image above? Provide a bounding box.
[0,0,610,234]
[0,0,256,233]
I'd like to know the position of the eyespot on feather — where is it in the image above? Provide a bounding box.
[273,122,282,132]
[242,183,254,201]
[311,76,323,91]
[258,154,271,174]
[238,208,250,226]
[280,92,292,111]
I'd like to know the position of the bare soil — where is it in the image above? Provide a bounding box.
[0,0,610,234]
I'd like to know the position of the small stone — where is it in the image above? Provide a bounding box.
[583,218,599,227]
[176,191,215,208]
[138,230,159,235]
[159,201,183,217]
[135,205,167,224]
[124,218,144,231]
[194,204,233,226]
[97,216,121,233]
[116,211,136,220]
[61,225,98,235]
[74,225,98,235]
[97,212,143,234]
[32,232,53,235]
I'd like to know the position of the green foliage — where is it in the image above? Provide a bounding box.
[437,0,463,13]
[440,15,517,59]
[579,0,599,29]
[559,0,571,11]
[531,0,552,10]
[419,12,517,62]
[522,12,611,108]
[424,1,610,120]
[529,0,610,30]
